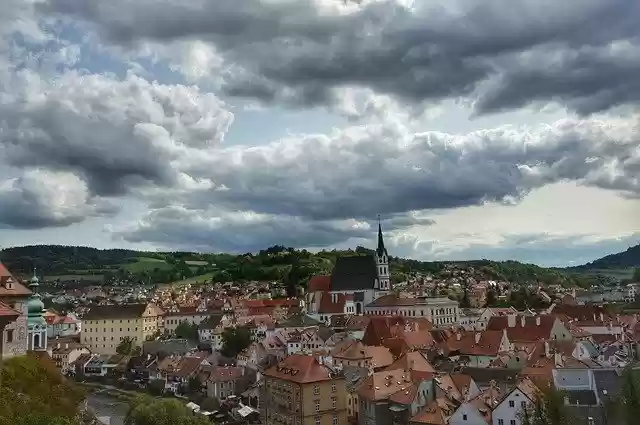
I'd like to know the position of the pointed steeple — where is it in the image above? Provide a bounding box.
[376,214,387,257]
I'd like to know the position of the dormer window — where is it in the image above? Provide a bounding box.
[5,277,14,290]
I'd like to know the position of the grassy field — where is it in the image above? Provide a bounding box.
[185,260,209,266]
[172,272,216,286]
[120,257,173,273]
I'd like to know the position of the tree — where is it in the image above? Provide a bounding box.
[286,263,300,297]
[125,397,211,425]
[175,321,199,341]
[607,367,640,425]
[460,285,471,308]
[486,288,498,307]
[221,326,252,357]
[519,387,573,425]
[0,353,87,425]
[633,268,640,282]
[116,336,136,355]
[188,376,203,393]
[147,379,166,396]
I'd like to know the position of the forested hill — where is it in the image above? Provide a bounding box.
[0,244,599,288]
[574,243,640,269]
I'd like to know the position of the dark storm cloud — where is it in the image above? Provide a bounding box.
[166,118,640,221]
[0,71,233,197]
[117,206,380,252]
[40,0,640,114]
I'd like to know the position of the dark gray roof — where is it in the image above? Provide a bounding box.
[565,406,609,425]
[565,389,598,406]
[278,313,321,328]
[461,367,519,389]
[83,303,147,320]
[354,292,365,302]
[330,255,377,291]
[593,369,623,398]
[317,326,335,342]
[343,366,369,392]
[198,314,223,330]
[143,339,190,356]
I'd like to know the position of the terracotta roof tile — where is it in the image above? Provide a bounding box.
[487,315,558,342]
[357,368,413,401]
[308,275,331,292]
[0,262,32,297]
[0,300,20,318]
[263,355,339,384]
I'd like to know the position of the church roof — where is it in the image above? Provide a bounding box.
[330,255,378,291]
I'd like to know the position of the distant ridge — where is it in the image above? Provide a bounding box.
[574,243,640,269]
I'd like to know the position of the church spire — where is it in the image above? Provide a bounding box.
[376,214,387,257]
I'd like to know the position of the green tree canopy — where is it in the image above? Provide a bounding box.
[221,326,252,358]
[519,387,573,425]
[126,396,211,425]
[116,336,137,355]
[175,321,199,341]
[0,353,87,425]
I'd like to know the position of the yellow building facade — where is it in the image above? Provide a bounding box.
[81,303,163,354]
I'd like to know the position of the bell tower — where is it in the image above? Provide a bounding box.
[374,216,391,293]
[26,269,47,351]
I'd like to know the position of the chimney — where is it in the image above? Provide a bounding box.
[456,333,462,341]
[56,342,61,349]
[507,315,516,328]
[600,313,604,321]
[535,316,541,326]
[520,316,526,328]
[544,341,550,358]
[474,332,481,344]
[65,343,69,349]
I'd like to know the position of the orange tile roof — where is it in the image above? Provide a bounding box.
[0,300,20,318]
[263,355,339,384]
[308,275,331,292]
[357,368,413,401]
[0,262,32,297]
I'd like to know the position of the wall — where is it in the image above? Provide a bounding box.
[449,403,489,425]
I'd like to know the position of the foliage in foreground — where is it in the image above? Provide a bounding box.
[125,396,211,425]
[0,353,87,425]
[519,386,574,425]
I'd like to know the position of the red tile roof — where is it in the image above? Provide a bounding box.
[318,291,347,314]
[0,262,32,297]
[0,300,20,319]
[487,315,559,342]
[308,275,331,292]
[264,355,340,384]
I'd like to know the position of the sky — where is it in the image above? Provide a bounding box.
[1,0,640,267]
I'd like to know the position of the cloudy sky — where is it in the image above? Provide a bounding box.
[1,0,640,267]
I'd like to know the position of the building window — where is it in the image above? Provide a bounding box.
[6,329,14,343]
[331,384,336,393]
[498,420,504,425]
[463,414,467,420]
[331,396,336,409]
[509,400,515,408]
[521,401,526,408]
[313,385,320,395]
[510,421,516,425]
[315,416,321,425]
[332,416,338,425]
[315,400,320,412]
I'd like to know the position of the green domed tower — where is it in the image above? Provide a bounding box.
[26,270,47,351]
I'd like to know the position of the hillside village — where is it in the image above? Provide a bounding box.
[1,225,640,425]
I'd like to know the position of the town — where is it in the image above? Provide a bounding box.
[1,225,639,425]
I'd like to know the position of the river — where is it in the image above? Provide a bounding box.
[86,393,129,425]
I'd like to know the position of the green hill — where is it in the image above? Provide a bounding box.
[569,243,640,283]
[575,243,640,269]
[0,244,600,289]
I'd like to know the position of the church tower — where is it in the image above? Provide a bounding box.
[26,270,47,351]
[374,216,391,293]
